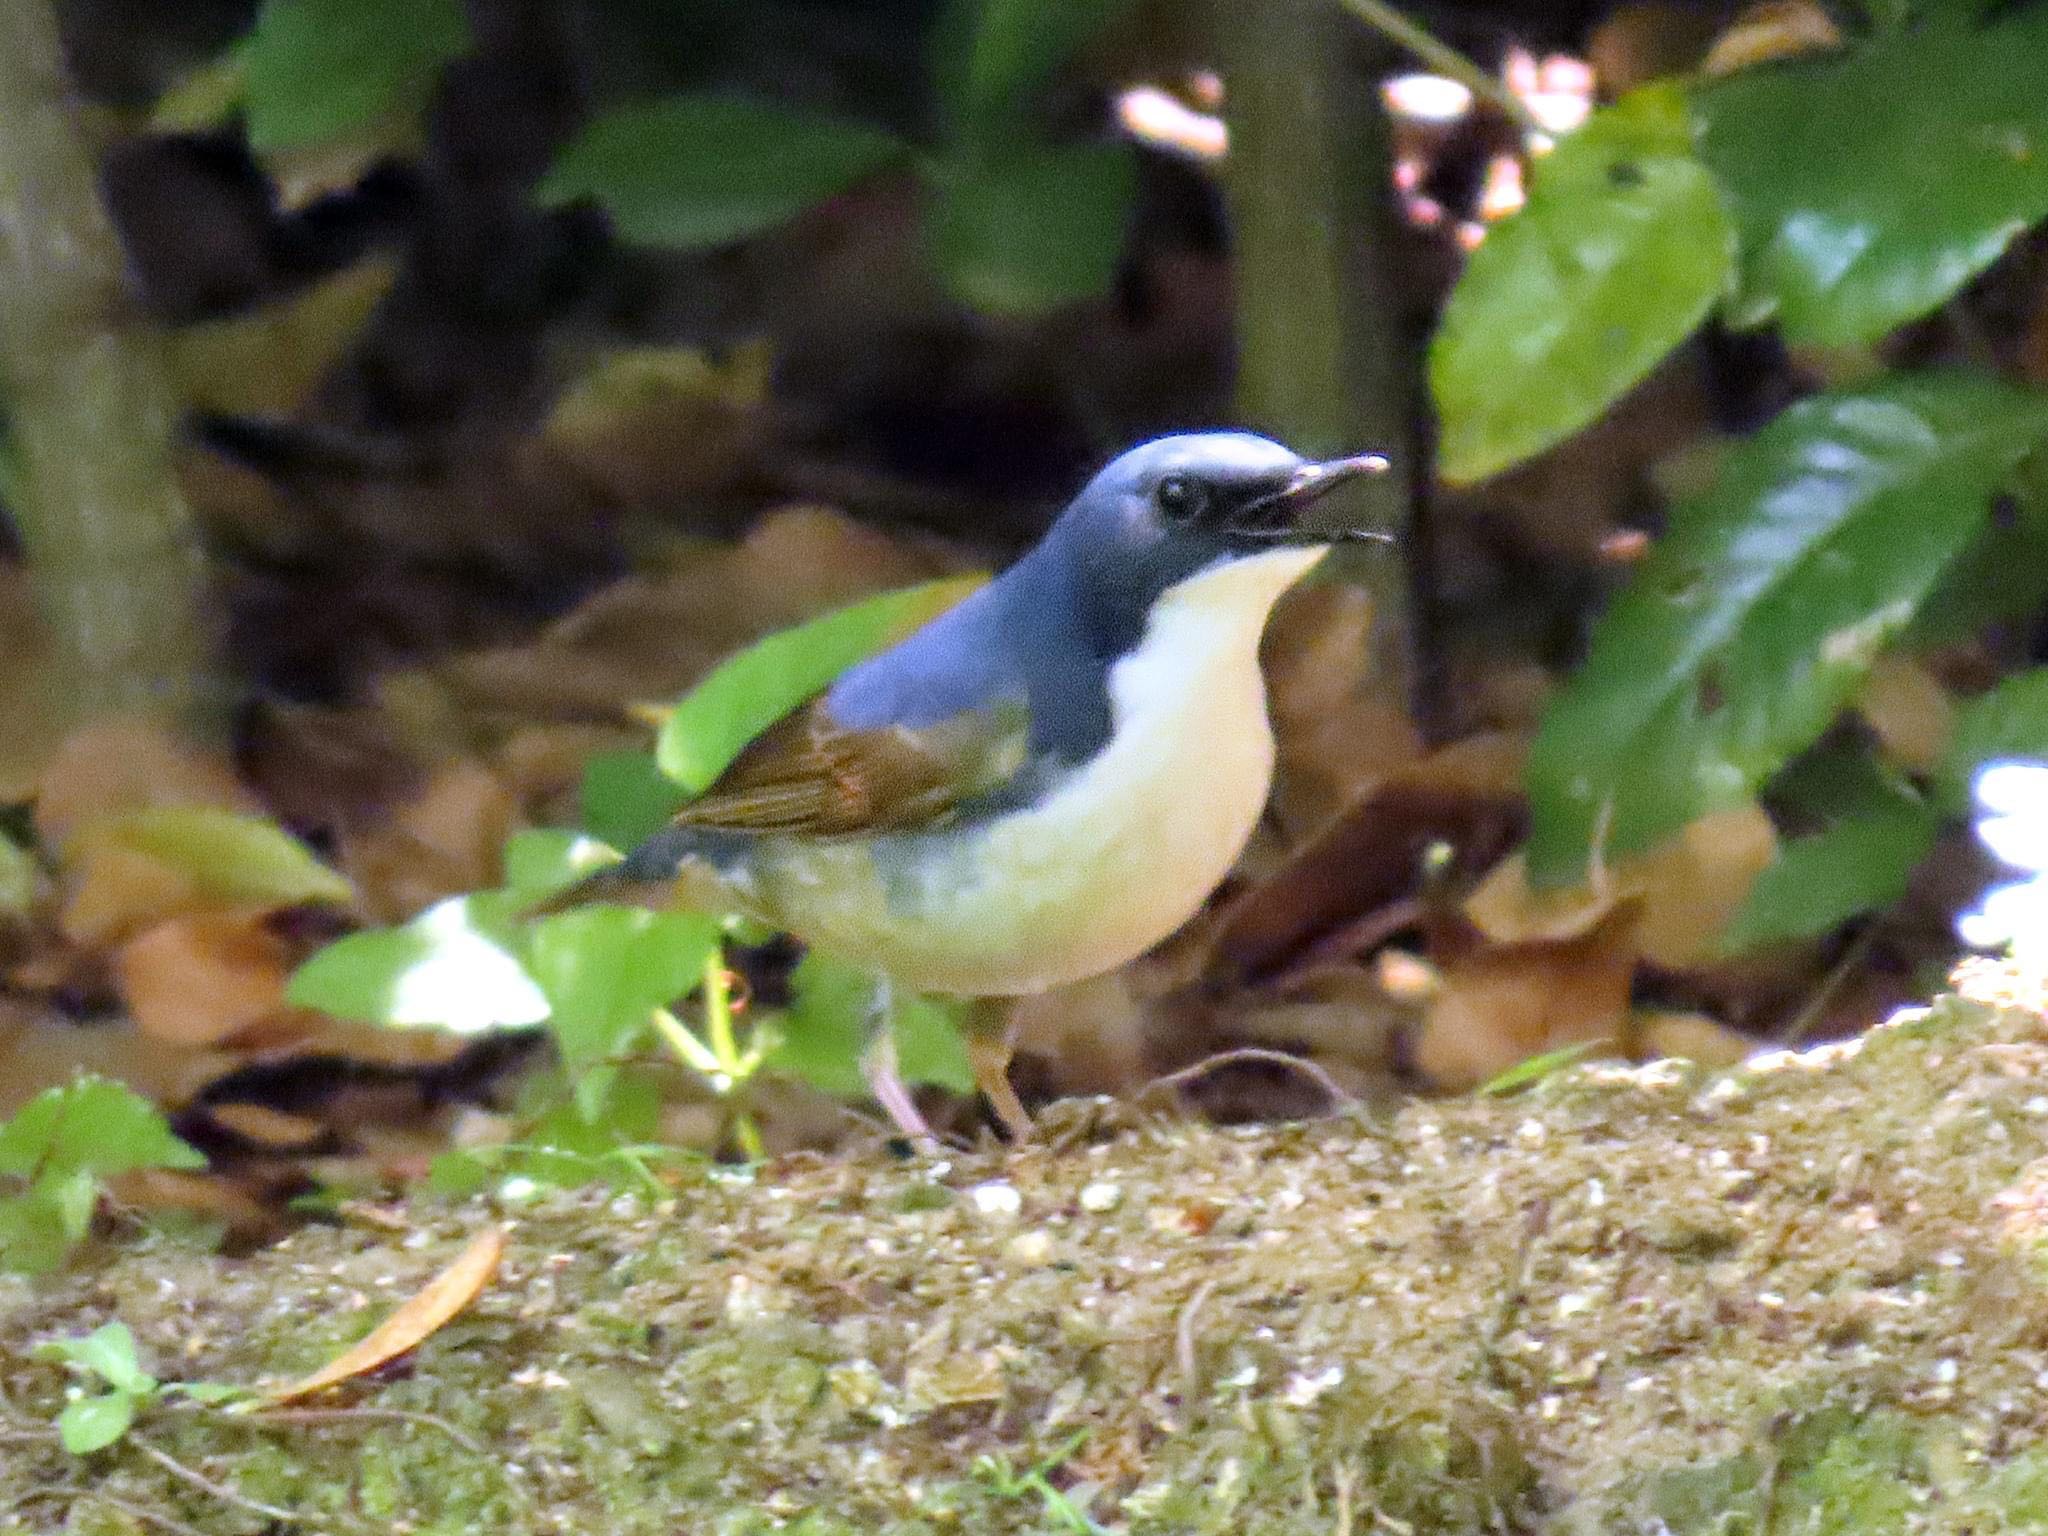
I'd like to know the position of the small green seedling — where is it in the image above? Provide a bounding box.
[1477,1040,1602,1098]
[972,1432,1111,1535]
[0,1077,207,1275]
[36,1322,240,1454]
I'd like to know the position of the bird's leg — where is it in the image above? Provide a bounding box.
[861,975,935,1145]
[965,998,1033,1141]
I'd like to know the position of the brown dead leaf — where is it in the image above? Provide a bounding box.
[1211,733,1527,986]
[1412,909,1641,1091]
[116,912,292,1046]
[1857,654,1955,777]
[1632,1008,1753,1067]
[341,760,517,923]
[264,1225,507,1403]
[1703,0,1842,75]
[203,1102,328,1150]
[35,718,255,850]
[1464,803,1778,970]
[1262,580,1424,837]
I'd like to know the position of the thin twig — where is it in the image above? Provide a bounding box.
[1175,1277,1221,1414]
[6,1487,213,1536]
[1140,1047,1361,1113]
[243,1404,487,1458]
[1776,926,1878,1048]
[1332,0,1541,135]
[129,1433,304,1524]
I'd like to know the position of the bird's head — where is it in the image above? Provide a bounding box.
[1041,432,1390,639]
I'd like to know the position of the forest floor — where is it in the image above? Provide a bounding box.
[9,961,2048,1534]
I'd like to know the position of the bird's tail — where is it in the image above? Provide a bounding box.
[523,827,736,918]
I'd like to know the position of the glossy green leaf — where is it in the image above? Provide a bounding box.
[286,893,549,1033]
[1433,84,1732,484]
[1722,802,1936,951]
[1906,458,2048,649]
[85,807,352,909]
[502,829,620,903]
[768,952,974,1097]
[1939,667,2048,814]
[930,144,1136,314]
[0,829,34,915]
[1526,372,2048,883]
[536,95,908,248]
[938,0,1140,137]
[657,576,983,792]
[579,750,689,851]
[526,908,720,1073]
[242,0,468,151]
[58,1391,137,1455]
[0,1078,204,1182]
[1697,9,2048,346]
[42,1322,154,1396]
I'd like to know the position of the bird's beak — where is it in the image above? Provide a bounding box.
[1230,452,1393,544]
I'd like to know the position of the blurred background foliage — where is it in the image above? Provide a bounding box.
[6,0,2048,1258]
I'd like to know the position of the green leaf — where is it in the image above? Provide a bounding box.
[938,0,1140,137]
[0,828,35,915]
[242,0,469,151]
[41,1322,154,1396]
[930,144,1136,314]
[85,807,352,909]
[58,1391,137,1455]
[1723,801,1937,950]
[0,1181,87,1275]
[1432,84,1733,484]
[502,829,620,903]
[579,750,689,850]
[525,908,720,1073]
[286,893,549,1033]
[768,953,975,1097]
[1940,667,2048,814]
[656,576,983,793]
[1526,371,2048,883]
[1906,457,2048,649]
[0,1078,204,1182]
[1697,8,2048,347]
[536,95,908,249]
[1477,1041,1599,1096]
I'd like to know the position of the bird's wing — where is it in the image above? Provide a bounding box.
[669,691,1032,837]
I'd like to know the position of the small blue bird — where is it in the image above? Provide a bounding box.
[561,432,1388,1137]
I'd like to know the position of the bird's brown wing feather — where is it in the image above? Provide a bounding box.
[670,693,1030,838]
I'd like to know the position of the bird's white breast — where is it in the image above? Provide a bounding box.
[737,545,1326,994]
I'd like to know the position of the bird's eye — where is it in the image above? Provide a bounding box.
[1155,474,1206,524]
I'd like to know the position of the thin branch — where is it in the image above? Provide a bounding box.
[129,1433,305,1525]
[1332,0,1541,135]
[1140,1046,1361,1114]
[242,1404,488,1458]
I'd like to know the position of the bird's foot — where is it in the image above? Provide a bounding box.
[967,1029,1034,1143]
[861,979,937,1146]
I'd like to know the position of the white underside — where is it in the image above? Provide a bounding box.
[724,545,1326,995]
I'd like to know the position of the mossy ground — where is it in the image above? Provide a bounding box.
[12,965,2048,1532]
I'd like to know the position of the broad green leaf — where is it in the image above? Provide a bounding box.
[42,1323,154,1396]
[502,829,619,903]
[0,1176,94,1275]
[286,893,548,1033]
[242,0,469,151]
[1939,668,2048,814]
[767,953,974,1097]
[930,144,1136,314]
[58,1391,136,1455]
[938,0,1140,138]
[579,750,689,851]
[657,576,984,792]
[1433,84,1733,484]
[1906,457,2048,649]
[1526,372,2048,883]
[0,1078,204,1182]
[525,908,720,1073]
[1697,8,2048,346]
[1722,803,1936,950]
[83,807,351,909]
[536,95,908,249]
[0,829,34,914]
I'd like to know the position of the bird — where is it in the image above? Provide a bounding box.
[549,432,1390,1139]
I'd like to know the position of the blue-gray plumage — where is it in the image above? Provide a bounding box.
[574,431,1390,1136]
